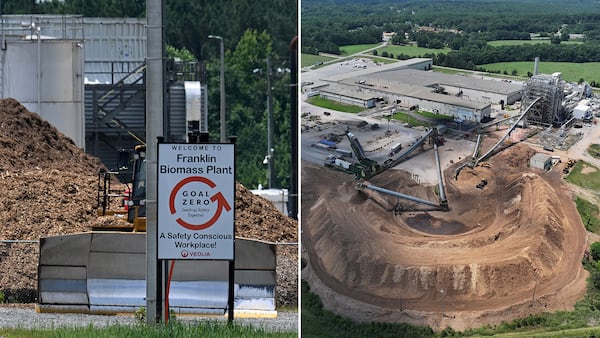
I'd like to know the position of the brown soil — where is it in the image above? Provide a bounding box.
[302,142,588,331]
[0,98,297,307]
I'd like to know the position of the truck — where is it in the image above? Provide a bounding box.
[389,143,402,156]
[335,148,353,158]
[318,138,337,149]
[334,158,351,170]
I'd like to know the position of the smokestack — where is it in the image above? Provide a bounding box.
[534,57,539,76]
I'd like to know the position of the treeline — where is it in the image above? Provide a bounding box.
[3,0,297,190]
[302,0,600,55]
[436,43,600,68]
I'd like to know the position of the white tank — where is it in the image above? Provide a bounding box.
[1,38,84,148]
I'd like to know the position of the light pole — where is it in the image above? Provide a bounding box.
[208,35,226,142]
[266,55,274,189]
[254,56,276,189]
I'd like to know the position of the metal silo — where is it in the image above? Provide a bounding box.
[0,15,85,148]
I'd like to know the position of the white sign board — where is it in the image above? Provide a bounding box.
[158,143,235,260]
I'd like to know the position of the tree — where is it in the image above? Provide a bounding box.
[591,242,600,261]
[218,29,291,189]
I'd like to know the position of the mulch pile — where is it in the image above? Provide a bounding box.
[0,98,297,307]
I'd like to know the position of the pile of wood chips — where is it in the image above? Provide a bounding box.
[0,98,297,307]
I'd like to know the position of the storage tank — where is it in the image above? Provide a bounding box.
[250,188,289,215]
[1,37,85,148]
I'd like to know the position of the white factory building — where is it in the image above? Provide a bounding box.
[309,58,523,122]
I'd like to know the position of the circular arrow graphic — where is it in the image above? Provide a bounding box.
[168,176,231,230]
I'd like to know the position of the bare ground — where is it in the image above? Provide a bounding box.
[301,142,588,331]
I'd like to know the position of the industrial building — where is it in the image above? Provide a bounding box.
[0,15,207,169]
[307,58,523,122]
[521,73,567,127]
[529,153,553,170]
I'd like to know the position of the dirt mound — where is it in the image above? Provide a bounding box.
[0,99,297,307]
[302,142,587,330]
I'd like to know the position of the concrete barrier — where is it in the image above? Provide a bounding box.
[37,232,276,316]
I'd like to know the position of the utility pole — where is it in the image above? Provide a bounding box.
[146,0,164,325]
[266,55,274,188]
[208,35,226,142]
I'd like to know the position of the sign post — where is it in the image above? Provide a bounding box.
[157,142,235,318]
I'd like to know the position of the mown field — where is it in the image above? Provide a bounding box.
[301,53,335,68]
[339,43,381,55]
[374,44,450,57]
[478,61,600,83]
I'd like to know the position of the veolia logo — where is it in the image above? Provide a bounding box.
[181,250,189,258]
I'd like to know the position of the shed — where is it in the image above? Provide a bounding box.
[530,153,553,170]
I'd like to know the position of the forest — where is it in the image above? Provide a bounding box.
[302,0,600,71]
[3,0,297,191]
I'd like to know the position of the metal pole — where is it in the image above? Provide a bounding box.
[208,35,226,142]
[288,36,298,219]
[146,0,164,325]
[266,55,274,188]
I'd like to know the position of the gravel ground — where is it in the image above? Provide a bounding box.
[0,305,298,333]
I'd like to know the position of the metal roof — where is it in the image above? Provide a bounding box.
[350,68,523,96]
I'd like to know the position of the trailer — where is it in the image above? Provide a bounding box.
[335,148,353,158]
[318,139,337,149]
[388,143,402,157]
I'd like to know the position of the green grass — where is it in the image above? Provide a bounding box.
[392,112,431,127]
[375,44,450,58]
[301,53,336,68]
[477,61,600,83]
[575,196,600,233]
[588,144,600,158]
[479,326,600,337]
[565,160,600,191]
[301,280,434,337]
[487,39,584,46]
[0,321,294,338]
[339,43,381,55]
[415,110,454,121]
[306,96,364,113]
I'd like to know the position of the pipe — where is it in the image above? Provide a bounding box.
[434,144,447,205]
[165,260,175,323]
[393,128,434,163]
[359,183,441,208]
[37,25,40,116]
[472,134,482,159]
[477,97,541,162]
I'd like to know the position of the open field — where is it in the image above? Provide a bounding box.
[374,44,450,57]
[339,43,380,55]
[478,61,600,83]
[301,53,335,68]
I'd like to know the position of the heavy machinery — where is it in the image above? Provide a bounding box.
[96,145,146,232]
